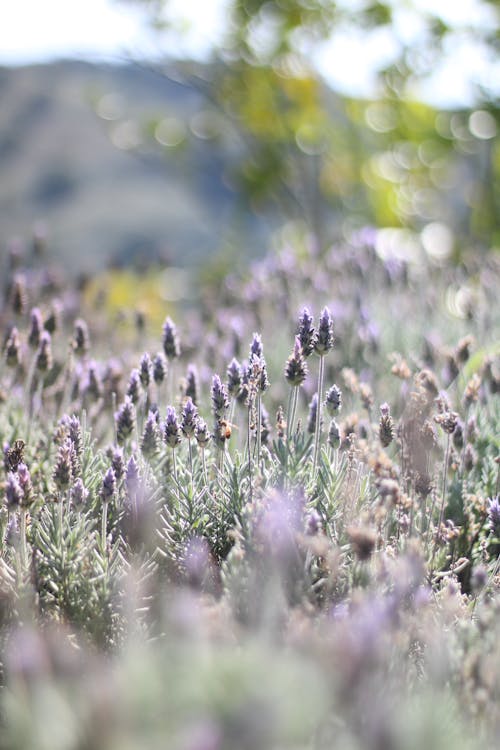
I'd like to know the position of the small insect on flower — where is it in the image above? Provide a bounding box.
[218,419,237,441]
[4,439,26,472]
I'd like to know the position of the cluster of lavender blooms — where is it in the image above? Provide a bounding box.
[0,235,499,748]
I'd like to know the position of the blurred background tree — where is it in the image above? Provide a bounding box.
[121,0,500,254]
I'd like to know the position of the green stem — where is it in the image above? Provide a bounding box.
[102,501,108,552]
[20,508,28,572]
[188,438,194,494]
[313,355,325,474]
[255,393,262,468]
[286,386,299,444]
[430,433,451,573]
[172,449,178,483]
[201,449,208,487]
[247,402,253,504]
[438,433,451,529]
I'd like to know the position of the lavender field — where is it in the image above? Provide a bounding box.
[0,231,498,749]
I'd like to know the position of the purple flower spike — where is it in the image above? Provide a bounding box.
[488,496,500,536]
[162,317,180,360]
[314,307,334,356]
[115,396,136,445]
[181,397,198,438]
[211,374,229,419]
[297,307,316,357]
[70,478,89,509]
[164,406,181,448]
[126,455,140,495]
[127,368,142,404]
[139,353,152,388]
[6,473,23,509]
[227,358,243,396]
[28,308,43,349]
[285,337,308,386]
[100,467,116,503]
[249,332,263,359]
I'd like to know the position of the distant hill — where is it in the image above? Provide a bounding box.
[0,60,270,273]
[1,60,489,274]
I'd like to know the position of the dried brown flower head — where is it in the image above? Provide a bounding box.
[347,525,377,561]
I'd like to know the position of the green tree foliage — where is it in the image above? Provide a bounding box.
[123,0,500,250]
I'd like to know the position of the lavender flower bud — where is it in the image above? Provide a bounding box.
[250,353,270,393]
[111,446,125,480]
[304,509,321,536]
[325,384,342,416]
[195,418,210,449]
[466,416,478,444]
[463,443,477,471]
[307,393,319,434]
[181,397,198,439]
[35,331,53,373]
[455,335,474,364]
[347,525,377,561]
[28,308,43,349]
[139,353,152,388]
[5,514,19,545]
[85,361,102,401]
[17,462,33,507]
[153,352,167,385]
[59,415,82,477]
[227,358,243,397]
[360,383,374,412]
[4,327,21,368]
[164,406,181,448]
[5,472,23,509]
[211,374,229,419]
[44,300,62,334]
[100,467,116,503]
[115,396,136,445]
[162,317,180,360]
[11,275,27,316]
[53,438,74,491]
[285,337,308,386]
[69,478,89,509]
[127,368,142,405]
[297,307,316,357]
[140,411,161,457]
[125,455,140,497]
[379,402,395,447]
[488,496,500,537]
[249,332,263,359]
[452,419,464,450]
[314,307,334,356]
[463,373,481,407]
[72,318,90,357]
[328,419,340,449]
[185,364,199,405]
[67,415,83,456]
[236,364,250,405]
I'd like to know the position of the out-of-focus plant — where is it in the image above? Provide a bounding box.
[0,226,500,747]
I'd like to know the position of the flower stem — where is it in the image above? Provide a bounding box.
[102,501,108,552]
[313,355,325,474]
[20,508,28,572]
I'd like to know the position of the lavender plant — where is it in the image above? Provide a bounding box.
[0,231,499,750]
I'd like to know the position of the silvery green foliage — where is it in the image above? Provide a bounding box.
[0,235,499,749]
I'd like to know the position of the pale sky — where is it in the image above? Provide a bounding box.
[0,0,498,106]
